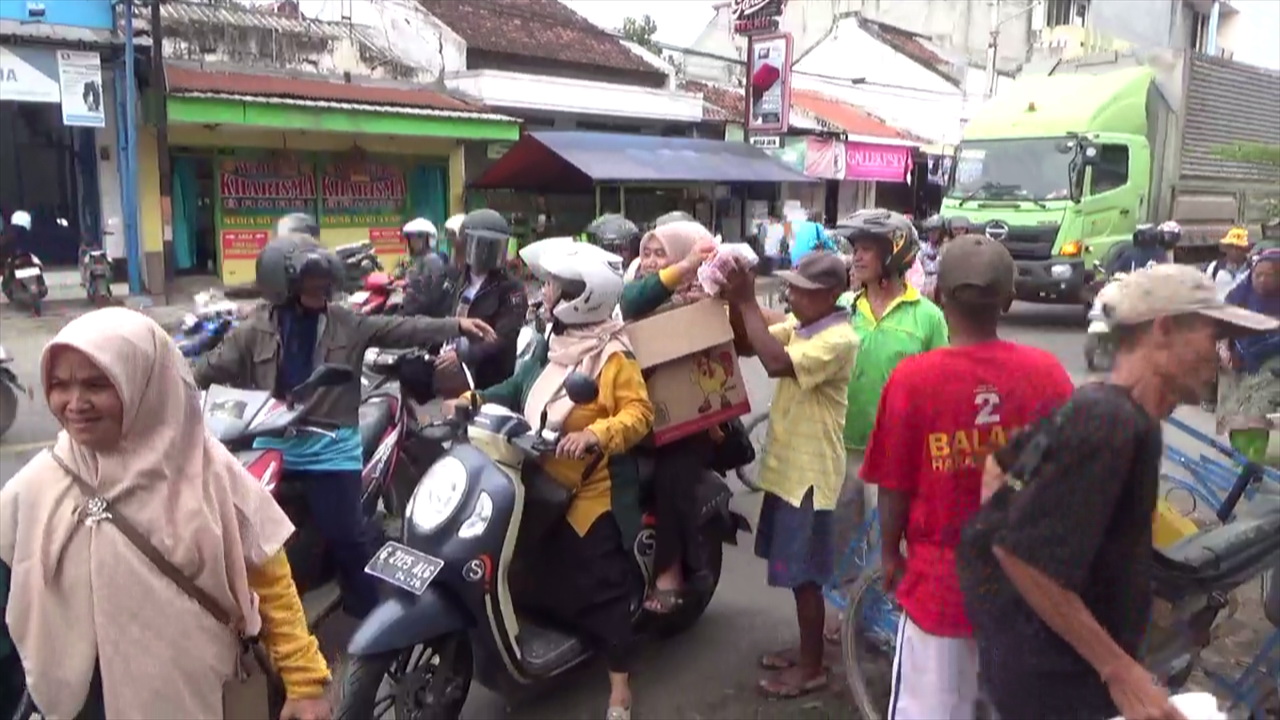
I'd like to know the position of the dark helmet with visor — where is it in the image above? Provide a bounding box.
[832,208,920,278]
[460,208,510,274]
[255,233,344,305]
[276,213,320,240]
[585,214,641,255]
[1132,223,1161,248]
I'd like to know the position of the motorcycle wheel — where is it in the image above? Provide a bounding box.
[652,538,723,639]
[1084,334,1113,373]
[732,413,769,493]
[337,632,473,720]
[0,382,17,439]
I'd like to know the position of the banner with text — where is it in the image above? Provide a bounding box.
[321,161,409,254]
[217,158,316,260]
[843,142,912,183]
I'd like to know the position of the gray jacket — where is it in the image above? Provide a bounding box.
[192,302,460,426]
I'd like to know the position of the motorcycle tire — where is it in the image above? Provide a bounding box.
[651,537,724,639]
[0,382,18,439]
[337,632,473,720]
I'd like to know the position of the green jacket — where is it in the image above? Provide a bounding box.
[619,270,674,321]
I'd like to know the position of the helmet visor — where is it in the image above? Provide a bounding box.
[465,233,507,273]
[405,231,432,254]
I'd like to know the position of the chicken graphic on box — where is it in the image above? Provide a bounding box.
[692,350,737,414]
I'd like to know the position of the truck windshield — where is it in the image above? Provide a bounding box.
[948,138,1075,202]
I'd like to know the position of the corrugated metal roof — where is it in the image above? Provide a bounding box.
[171,91,518,122]
[0,18,126,46]
[1181,54,1280,182]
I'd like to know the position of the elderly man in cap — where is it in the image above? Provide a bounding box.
[721,251,859,699]
[861,234,1075,718]
[958,263,1279,720]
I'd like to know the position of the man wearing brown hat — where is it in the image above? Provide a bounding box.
[722,251,859,699]
[958,262,1278,720]
[861,234,1075,718]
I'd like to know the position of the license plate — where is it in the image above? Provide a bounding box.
[349,291,370,305]
[14,267,40,279]
[364,541,444,595]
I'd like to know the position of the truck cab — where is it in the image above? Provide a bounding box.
[941,67,1155,306]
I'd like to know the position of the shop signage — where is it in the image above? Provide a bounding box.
[56,50,104,127]
[0,46,61,104]
[217,158,316,259]
[843,142,912,183]
[731,0,787,35]
[749,135,781,149]
[803,137,845,180]
[762,136,806,174]
[745,32,792,134]
[321,161,409,254]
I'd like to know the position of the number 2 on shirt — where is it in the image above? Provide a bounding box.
[974,390,1002,426]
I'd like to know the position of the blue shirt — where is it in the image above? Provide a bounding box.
[789,221,832,265]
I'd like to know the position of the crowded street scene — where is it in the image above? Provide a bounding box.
[1,0,1279,719]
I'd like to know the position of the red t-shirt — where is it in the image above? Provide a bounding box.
[861,340,1075,638]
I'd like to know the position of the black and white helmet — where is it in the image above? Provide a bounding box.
[255,233,343,305]
[833,208,920,277]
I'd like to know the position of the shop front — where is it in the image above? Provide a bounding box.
[0,41,113,267]
[142,66,522,285]
[469,130,812,250]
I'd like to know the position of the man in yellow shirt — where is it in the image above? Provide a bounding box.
[723,251,859,700]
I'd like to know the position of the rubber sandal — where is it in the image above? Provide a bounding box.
[606,706,631,720]
[643,588,684,615]
[824,625,841,645]
[757,650,797,670]
[756,671,829,700]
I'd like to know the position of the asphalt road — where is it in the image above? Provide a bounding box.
[0,300,1242,719]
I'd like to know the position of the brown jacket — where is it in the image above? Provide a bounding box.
[192,302,459,426]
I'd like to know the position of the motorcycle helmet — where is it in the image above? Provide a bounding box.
[1157,220,1182,249]
[585,214,641,256]
[459,208,510,274]
[276,213,320,240]
[444,213,465,239]
[519,238,623,326]
[653,210,696,229]
[1132,223,1161,248]
[402,217,438,256]
[255,233,344,305]
[832,208,920,278]
[945,215,973,239]
[921,214,945,236]
[9,211,31,231]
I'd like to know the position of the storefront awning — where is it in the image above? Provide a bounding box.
[471,131,816,192]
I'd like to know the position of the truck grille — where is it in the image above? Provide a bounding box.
[982,223,1059,261]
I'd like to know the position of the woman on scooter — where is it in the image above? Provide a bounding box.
[617,220,718,614]
[447,240,654,720]
[0,307,331,719]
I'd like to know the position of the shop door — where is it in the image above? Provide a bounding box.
[0,100,80,265]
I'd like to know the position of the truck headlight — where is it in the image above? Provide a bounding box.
[1050,264,1073,280]
[406,457,468,534]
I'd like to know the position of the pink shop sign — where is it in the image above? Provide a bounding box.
[843,142,912,183]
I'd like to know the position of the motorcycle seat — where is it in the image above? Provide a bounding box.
[358,398,396,461]
[1153,512,1280,595]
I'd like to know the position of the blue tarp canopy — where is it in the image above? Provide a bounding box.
[471,131,815,192]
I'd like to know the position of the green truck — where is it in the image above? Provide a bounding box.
[942,51,1280,306]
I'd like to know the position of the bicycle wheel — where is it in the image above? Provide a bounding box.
[842,564,901,720]
[733,412,770,492]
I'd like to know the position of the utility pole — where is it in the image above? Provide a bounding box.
[985,0,1001,99]
[151,0,174,304]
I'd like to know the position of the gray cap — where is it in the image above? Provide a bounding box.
[1097,263,1278,332]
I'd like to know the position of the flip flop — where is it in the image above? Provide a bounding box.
[824,625,841,645]
[756,671,829,700]
[757,650,797,670]
[643,588,684,615]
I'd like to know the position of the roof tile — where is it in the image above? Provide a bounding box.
[419,0,659,76]
[165,64,482,112]
[680,80,746,122]
[790,89,919,141]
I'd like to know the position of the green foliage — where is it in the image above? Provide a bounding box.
[621,14,661,56]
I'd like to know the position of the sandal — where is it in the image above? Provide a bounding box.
[757,669,829,700]
[757,650,797,670]
[643,588,684,615]
[606,706,631,720]
[824,624,841,645]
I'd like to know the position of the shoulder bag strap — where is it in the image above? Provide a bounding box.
[48,452,240,633]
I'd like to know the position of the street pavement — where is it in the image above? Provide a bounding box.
[0,299,1266,719]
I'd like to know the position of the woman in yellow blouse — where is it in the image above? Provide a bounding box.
[451,239,653,720]
[0,308,329,720]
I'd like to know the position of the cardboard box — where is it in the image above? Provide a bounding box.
[625,299,751,445]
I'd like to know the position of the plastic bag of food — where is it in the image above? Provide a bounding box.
[698,242,760,296]
[1107,693,1225,720]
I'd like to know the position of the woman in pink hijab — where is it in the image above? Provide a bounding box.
[0,308,331,719]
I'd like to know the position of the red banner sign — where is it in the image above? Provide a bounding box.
[220,230,271,260]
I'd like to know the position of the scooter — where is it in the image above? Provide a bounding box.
[1084,261,1125,372]
[336,241,382,293]
[78,236,113,306]
[1,251,48,317]
[348,271,405,316]
[173,290,243,358]
[337,345,751,720]
[0,344,33,439]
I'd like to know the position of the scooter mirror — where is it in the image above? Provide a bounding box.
[563,372,600,405]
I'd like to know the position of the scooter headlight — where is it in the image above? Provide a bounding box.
[457,491,493,539]
[406,456,468,534]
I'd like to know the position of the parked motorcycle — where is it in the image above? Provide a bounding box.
[0,344,33,439]
[336,241,382,293]
[174,290,243,358]
[1084,261,1124,372]
[1,250,48,316]
[348,271,405,316]
[78,236,113,305]
[337,344,751,720]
